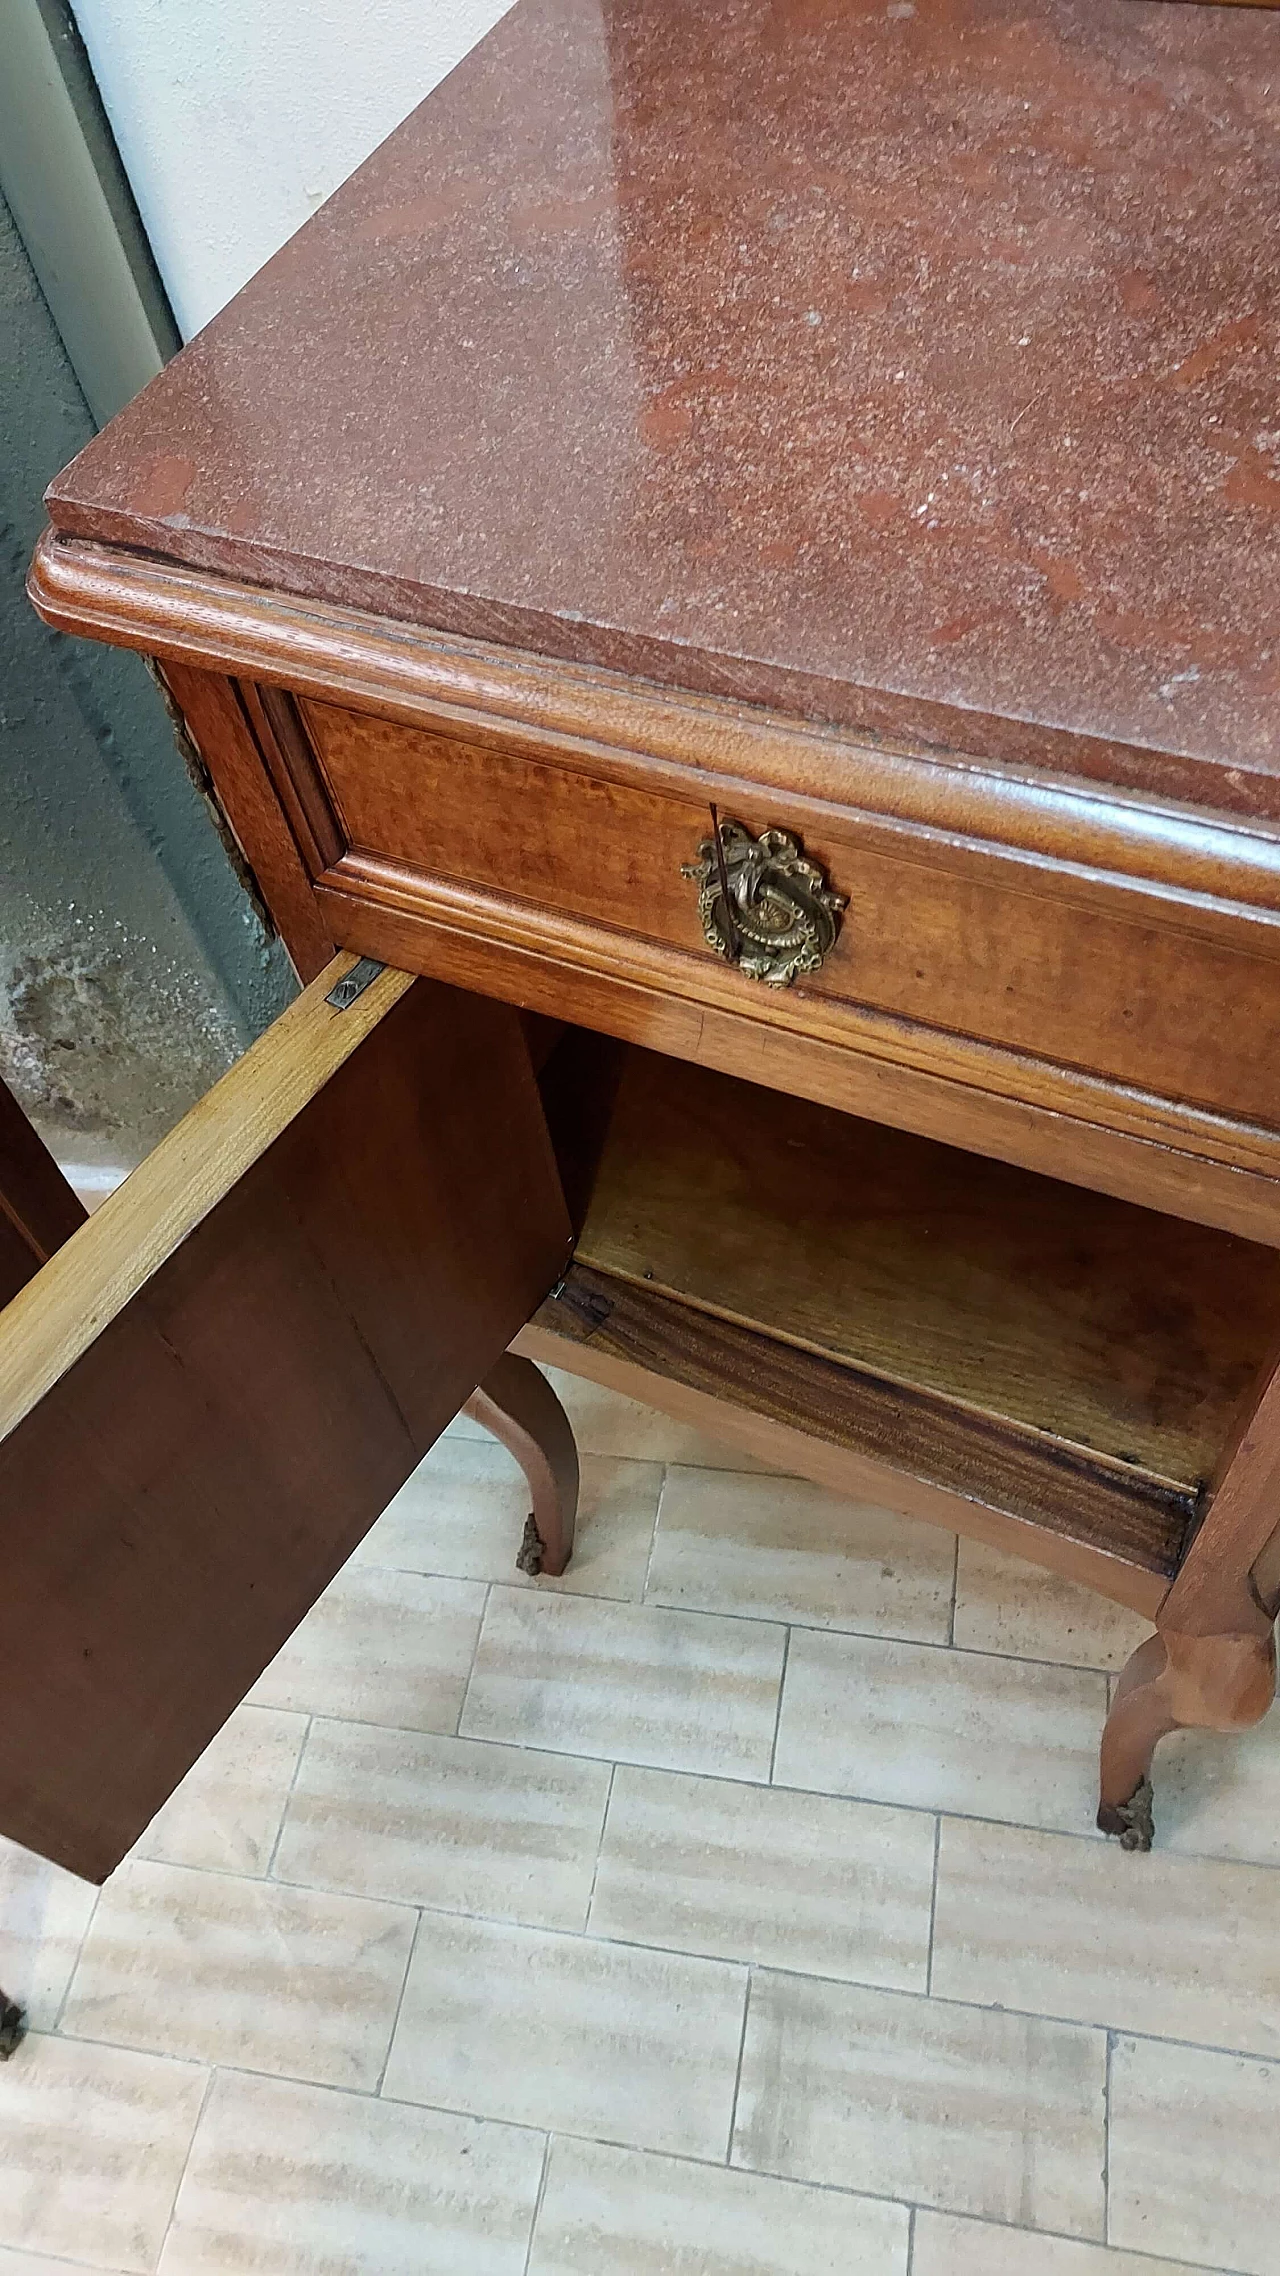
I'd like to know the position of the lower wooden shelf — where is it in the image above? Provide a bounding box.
[535,1041,1280,1609]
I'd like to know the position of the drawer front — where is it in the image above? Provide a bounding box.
[301,696,1280,1135]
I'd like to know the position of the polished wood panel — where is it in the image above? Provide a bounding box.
[537,1261,1191,1582]
[304,696,1280,1130]
[1097,1334,1280,1845]
[0,956,571,1881]
[315,866,1280,1249]
[0,1077,85,1307]
[30,541,1280,1235]
[159,659,335,981]
[569,1050,1280,1484]
[462,1352,579,1578]
[516,1318,1169,1620]
[23,0,1280,1861]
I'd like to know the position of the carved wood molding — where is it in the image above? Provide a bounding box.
[29,533,1280,950]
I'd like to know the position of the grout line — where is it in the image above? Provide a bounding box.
[521,2132,553,2276]
[456,1581,494,1736]
[373,1905,423,2097]
[945,1533,960,1648]
[52,1883,101,2034]
[7,2035,1264,2276]
[120,1707,1273,1878]
[49,1940,1280,2085]
[906,2202,917,2275]
[725,1970,753,2168]
[0,2245,154,2276]
[767,1627,791,1784]
[1103,2028,1114,2246]
[583,1762,617,1932]
[264,1714,313,1880]
[82,1850,421,1927]
[152,2055,217,2266]
[924,1815,942,1995]
[45,1433,1259,2276]
[342,1546,1127,1681]
[640,1464,666,1602]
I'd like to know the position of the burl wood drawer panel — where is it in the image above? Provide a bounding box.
[301,697,1280,1130]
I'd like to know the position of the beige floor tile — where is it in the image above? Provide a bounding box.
[137,1705,308,1877]
[912,2209,1222,2275]
[383,1912,746,2159]
[528,2136,909,2275]
[0,2031,206,2272]
[275,1720,610,1930]
[248,1566,486,1732]
[158,2067,544,2275]
[1109,2034,1280,2276]
[590,1765,935,1990]
[0,1838,97,2031]
[773,1630,1106,1834]
[518,1366,777,1471]
[733,1973,1105,2236]
[358,1441,661,1601]
[1153,1706,1280,1867]
[0,2254,137,2275]
[461,1587,785,1780]
[647,1467,955,1640]
[62,1858,415,2090]
[952,1539,1152,1672]
[932,1817,1280,2059]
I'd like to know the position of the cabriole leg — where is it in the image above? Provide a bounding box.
[462,1352,579,1578]
[1099,1615,1276,1851]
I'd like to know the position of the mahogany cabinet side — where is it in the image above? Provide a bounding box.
[1097,1334,1280,1846]
[0,1077,86,1306]
[143,656,1280,1248]
[158,661,335,982]
[0,967,572,1881]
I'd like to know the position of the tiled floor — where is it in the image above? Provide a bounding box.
[3,1365,1280,2275]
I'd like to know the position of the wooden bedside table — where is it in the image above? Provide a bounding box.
[10,0,1280,1881]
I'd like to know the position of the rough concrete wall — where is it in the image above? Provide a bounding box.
[70,0,512,335]
[0,191,294,1174]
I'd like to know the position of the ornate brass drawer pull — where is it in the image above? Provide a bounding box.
[682,808,847,988]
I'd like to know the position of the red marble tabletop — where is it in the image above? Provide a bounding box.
[45,0,1280,814]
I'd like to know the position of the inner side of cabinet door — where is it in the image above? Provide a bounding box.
[0,959,571,1882]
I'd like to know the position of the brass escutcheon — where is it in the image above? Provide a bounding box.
[682,809,847,987]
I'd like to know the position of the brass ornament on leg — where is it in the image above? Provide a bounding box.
[682,808,847,987]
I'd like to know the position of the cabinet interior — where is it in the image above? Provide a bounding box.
[537,1030,1280,1589]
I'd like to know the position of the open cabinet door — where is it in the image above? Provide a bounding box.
[0,1075,87,1306]
[0,955,571,1882]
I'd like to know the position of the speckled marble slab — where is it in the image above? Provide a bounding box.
[44,0,1280,815]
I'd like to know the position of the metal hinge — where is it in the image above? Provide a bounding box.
[326,957,386,1010]
[551,1277,614,1331]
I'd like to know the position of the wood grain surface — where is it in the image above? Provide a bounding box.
[304,696,1280,1133]
[29,539,1280,1235]
[0,956,571,1880]
[515,1316,1169,1617]
[159,660,335,981]
[314,867,1280,1249]
[536,1263,1192,1583]
[0,1077,86,1307]
[568,1050,1280,1487]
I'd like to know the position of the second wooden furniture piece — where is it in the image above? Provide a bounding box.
[8,0,1280,1880]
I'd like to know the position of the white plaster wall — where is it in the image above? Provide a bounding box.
[70,0,513,339]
